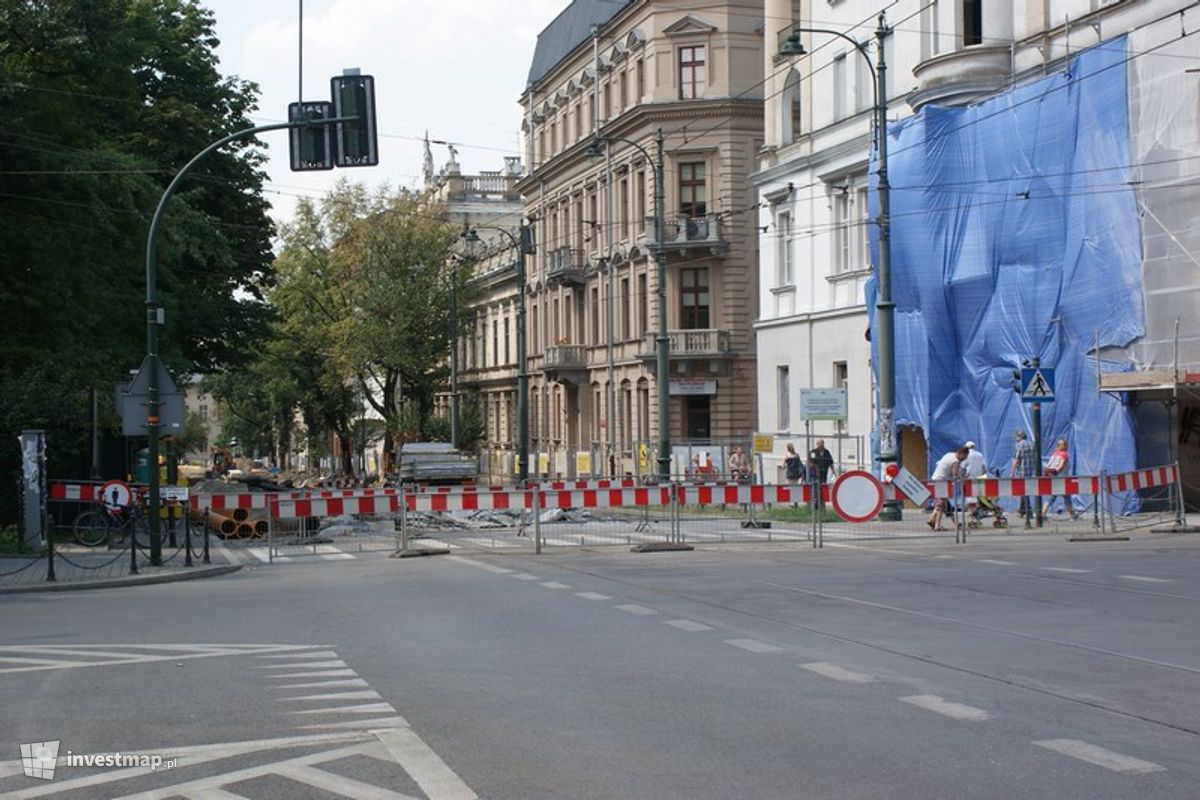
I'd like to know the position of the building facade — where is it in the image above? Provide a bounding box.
[424,141,527,482]
[754,0,1194,479]
[518,0,764,479]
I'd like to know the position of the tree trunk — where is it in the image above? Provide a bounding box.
[338,430,354,476]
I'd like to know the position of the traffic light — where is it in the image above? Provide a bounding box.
[288,101,334,171]
[331,73,378,167]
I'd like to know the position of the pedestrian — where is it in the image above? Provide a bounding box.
[728,446,745,482]
[963,440,987,517]
[807,439,834,509]
[1010,430,1036,519]
[784,443,805,507]
[927,445,969,531]
[1043,438,1080,520]
[688,453,701,479]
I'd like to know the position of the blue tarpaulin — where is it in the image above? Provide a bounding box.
[867,38,1141,501]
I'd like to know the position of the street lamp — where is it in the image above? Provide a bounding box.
[464,222,536,483]
[586,129,669,481]
[779,15,899,519]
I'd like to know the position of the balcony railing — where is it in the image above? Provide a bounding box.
[910,46,1011,111]
[642,214,727,252]
[544,344,588,369]
[544,247,589,286]
[638,329,732,360]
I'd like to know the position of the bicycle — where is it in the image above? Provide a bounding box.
[72,502,150,548]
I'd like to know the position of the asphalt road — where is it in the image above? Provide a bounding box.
[1,533,1198,799]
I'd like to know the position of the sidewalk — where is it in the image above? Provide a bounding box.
[0,539,240,594]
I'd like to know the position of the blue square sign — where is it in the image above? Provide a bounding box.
[1021,367,1055,402]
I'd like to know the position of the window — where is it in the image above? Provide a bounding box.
[832,188,851,274]
[832,53,847,120]
[637,379,650,442]
[621,382,633,448]
[593,383,602,441]
[678,162,707,218]
[620,177,629,239]
[620,277,631,340]
[776,209,794,286]
[590,286,600,344]
[680,268,710,329]
[619,70,627,110]
[855,50,871,113]
[198,403,208,421]
[782,68,802,145]
[854,186,871,272]
[492,320,499,366]
[635,170,646,233]
[678,46,706,99]
[588,93,595,131]
[637,273,648,337]
[549,121,556,156]
[574,104,582,141]
[531,303,539,352]
[921,0,939,62]
[833,361,848,433]
[962,0,982,47]
[777,366,790,431]
[636,58,644,101]
[504,317,511,365]
[603,82,611,123]
[684,396,710,439]
[552,297,560,342]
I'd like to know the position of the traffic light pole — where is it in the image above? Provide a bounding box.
[1031,356,1044,529]
[144,116,354,564]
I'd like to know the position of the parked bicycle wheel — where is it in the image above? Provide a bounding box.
[73,510,111,547]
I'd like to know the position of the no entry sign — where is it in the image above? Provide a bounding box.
[831,470,884,523]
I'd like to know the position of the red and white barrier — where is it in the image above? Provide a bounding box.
[274,495,400,519]
[1106,464,1178,494]
[926,476,1102,499]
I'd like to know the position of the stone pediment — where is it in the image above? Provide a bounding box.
[663,16,717,36]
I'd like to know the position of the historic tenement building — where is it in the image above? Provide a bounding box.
[518,0,764,478]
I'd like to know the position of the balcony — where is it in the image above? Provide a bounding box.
[544,247,589,287]
[542,344,589,385]
[641,214,727,255]
[910,46,1011,111]
[638,329,732,364]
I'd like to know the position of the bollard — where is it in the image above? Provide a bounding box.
[399,491,409,553]
[184,510,193,567]
[203,512,211,564]
[267,507,274,565]
[130,516,139,575]
[45,526,56,582]
[1092,476,1102,531]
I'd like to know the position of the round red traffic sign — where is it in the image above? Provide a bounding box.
[99,479,133,511]
[831,470,884,523]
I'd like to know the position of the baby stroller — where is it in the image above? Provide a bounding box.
[967,470,1008,529]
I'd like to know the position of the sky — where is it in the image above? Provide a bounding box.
[202,0,566,226]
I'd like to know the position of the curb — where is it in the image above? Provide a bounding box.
[0,564,241,595]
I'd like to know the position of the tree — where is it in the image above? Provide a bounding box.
[0,1,274,518]
[273,184,469,474]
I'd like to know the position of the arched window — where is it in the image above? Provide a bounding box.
[781,68,802,145]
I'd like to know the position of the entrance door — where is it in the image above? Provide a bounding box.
[684,396,711,440]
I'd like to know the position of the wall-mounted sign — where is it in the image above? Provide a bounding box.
[800,388,847,421]
[669,379,717,396]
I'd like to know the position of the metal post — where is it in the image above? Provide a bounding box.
[90,387,101,480]
[184,509,193,567]
[654,129,670,482]
[875,15,900,521]
[450,277,459,450]
[267,506,274,565]
[399,488,409,553]
[517,225,531,485]
[45,522,56,582]
[129,516,139,575]
[202,509,211,564]
[533,483,542,555]
[1032,358,1044,528]
[144,116,352,566]
[1098,470,1109,536]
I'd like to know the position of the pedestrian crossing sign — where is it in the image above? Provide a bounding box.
[1021,367,1056,402]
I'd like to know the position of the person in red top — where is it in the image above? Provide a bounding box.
[1043,438,1080,520]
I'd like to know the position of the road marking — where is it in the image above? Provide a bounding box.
[1118,575,1171,583]
[212,542,242,565]
[575,592,611,601]
[257,660,347,670]
[461,536,520,548]
[824,542,927,555]
[182,788,247,799]
[321,552,356,560]
[267,668,358,679]
[977,559,1016,565]
[445,555,512,573]
[1034,739,1165,773]
[615,604,659,616]
[800,662,874,683]
[287,701,398,716]
[933,555,956,560]
[274,763,414,799]
[900,695,989,721]
[374,727,479,800]
[540,581,571,589]
[297,716,409,730]
[258,650,339,660]
[0,644,318,675]
[511,573,539,581]
[725,639,783,654]
[663,619,712,632]
[274,678,370,690]
[282,689,382,702]
[1043,567,1090,574]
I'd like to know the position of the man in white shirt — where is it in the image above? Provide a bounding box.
[963,441,987,480]
[927,445,969,531]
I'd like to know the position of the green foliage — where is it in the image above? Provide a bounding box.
[0,1,274,520]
